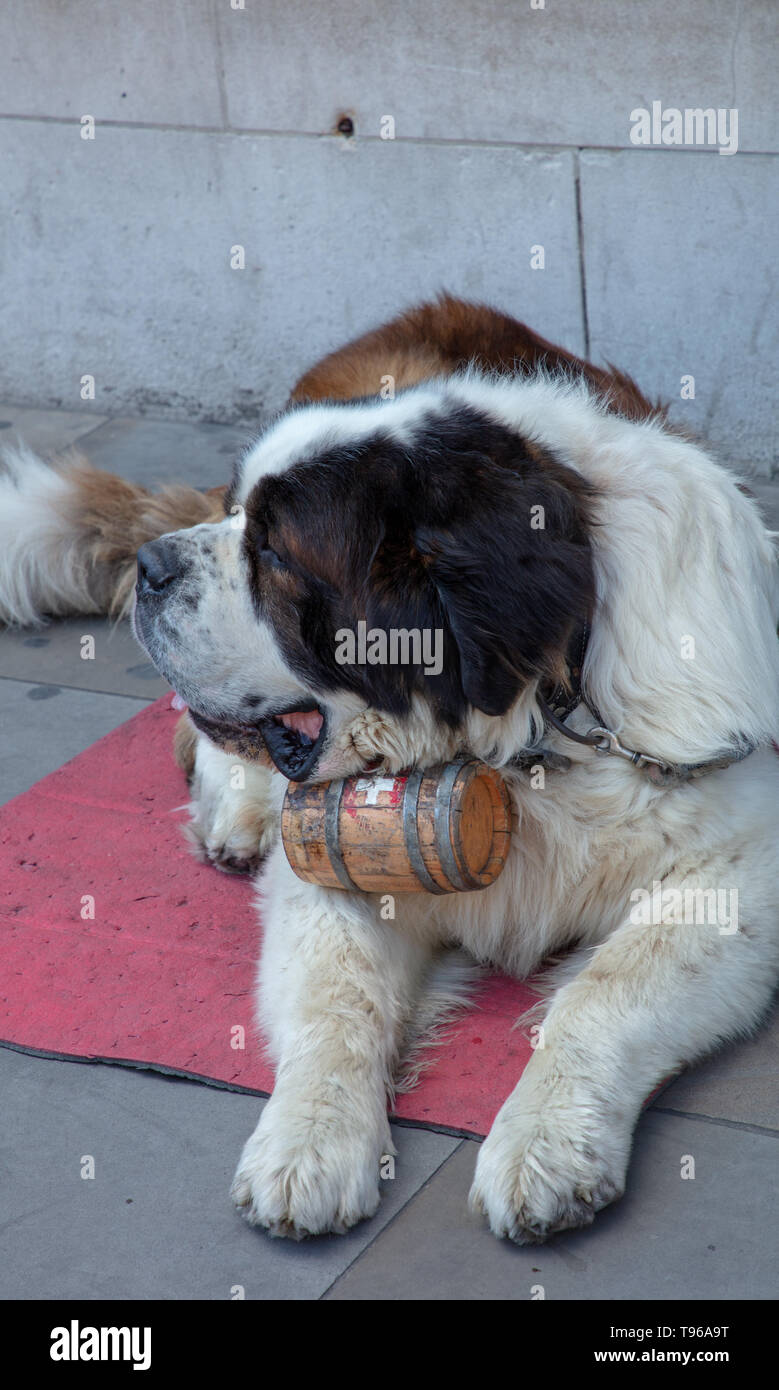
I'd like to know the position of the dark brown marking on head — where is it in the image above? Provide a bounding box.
[240,403,597,724]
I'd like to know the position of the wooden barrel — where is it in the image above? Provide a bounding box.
[281,759,512,894]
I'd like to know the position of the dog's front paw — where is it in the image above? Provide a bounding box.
[186,795,277,874]
[469,1085,627,1244]
[186,737,277,874]
[230,1104,387,1238]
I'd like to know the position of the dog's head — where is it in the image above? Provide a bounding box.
[133,385,595,780]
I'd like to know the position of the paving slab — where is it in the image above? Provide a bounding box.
[74,417,256,491]
[0,404,107,457]
[747,481,779,531]
[0,618,168,701]
[0,120,585,423]
[581,149,779,476]
[325,1112,779,1301]
[0,678,150,804]
[651,1010,779,1131]
[216,0,777,153]
[0,1047,459,1301]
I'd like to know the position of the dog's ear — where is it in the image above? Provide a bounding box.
[412,460,595,717]
[362,417,595,720]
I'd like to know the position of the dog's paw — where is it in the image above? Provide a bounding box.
[230,1106,386,1238]
[186,798,277,875]
[186,736,277,875]
[469,1087,627,1244]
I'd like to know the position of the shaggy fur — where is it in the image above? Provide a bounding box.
[2,297,777,1245]
[0,443,225,626]
[133,366,777,1243]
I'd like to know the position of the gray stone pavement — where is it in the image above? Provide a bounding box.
[1,405,777,1301]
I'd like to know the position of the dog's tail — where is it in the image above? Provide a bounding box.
[0,443,226,626]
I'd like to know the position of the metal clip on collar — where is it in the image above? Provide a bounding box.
[536,696,757,787]
[538,697,681,786]
[588,727,673,782]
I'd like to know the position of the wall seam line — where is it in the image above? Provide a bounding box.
[574,148,590,360]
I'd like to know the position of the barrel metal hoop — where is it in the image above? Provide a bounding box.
[324,778,358,891]
[433,758,482,891]
[402,768,447,895]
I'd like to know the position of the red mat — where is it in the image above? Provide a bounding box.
[0,697,540,1137]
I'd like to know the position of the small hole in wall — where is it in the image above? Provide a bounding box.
[335,114,355,137]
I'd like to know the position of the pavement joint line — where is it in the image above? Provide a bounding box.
[0,401,260,435]
[0,673,160,702]
[651,1106,779,1138]
[67,419,136,449]
[318,1138,469,1300]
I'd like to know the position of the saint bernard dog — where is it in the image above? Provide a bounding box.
[1,296,777,1244]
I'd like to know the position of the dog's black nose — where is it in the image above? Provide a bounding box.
[136,539,183,596]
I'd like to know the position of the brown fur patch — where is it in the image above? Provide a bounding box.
[57,454,225,619]
[173,711,199,782]
[291,343,451,403]
[290,292,664,423]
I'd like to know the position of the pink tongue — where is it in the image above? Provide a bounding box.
[278,709,323,740]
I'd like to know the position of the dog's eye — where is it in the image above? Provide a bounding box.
[260,545,289,572]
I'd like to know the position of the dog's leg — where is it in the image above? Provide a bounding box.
[184,732,278,874]
[470,863,778,1243]
[231,855,433,1236]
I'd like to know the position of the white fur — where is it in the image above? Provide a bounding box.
[219,373,779,1242]
[237,390,450,497]
[0,444,102,625]
[130,513,310,721]
[185,736,278,873]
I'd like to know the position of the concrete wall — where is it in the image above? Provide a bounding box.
[0,1,776,472]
